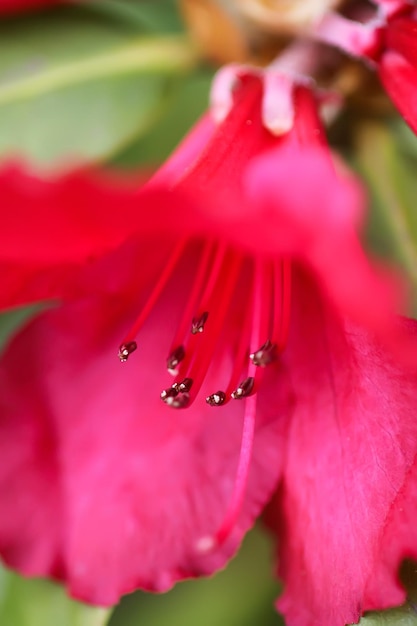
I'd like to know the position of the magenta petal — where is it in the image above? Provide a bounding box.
[267,269,417,626]
[379,51,417,135]
[0,241,289,604]
[385,17,417,68]
[244,144,399,330]
[0,165,145,309]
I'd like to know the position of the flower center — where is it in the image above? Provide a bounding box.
[118,240,291,405]
[118,239,291,548]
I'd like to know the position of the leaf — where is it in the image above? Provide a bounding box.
[360,604,417,626]
[0,566,110,626]
[0,306,41,349]
[109,526,282,626]
[112,69,214,167]
[0,5,196,166]
[355,121,417,313]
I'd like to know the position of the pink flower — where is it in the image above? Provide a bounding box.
[377,8,417,134]
[313,2,417,134]
[1,76,417,626]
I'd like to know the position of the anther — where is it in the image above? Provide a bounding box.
[178,377,193,393]
[206,391,226,406]
[231,377,254,400]
[167,345,185,375]
[249,339,277,367]
[191,311,209,334]
[161,389,190,409]
[118,341,138,362]
[160,385,179,401]
[168,393,190,409]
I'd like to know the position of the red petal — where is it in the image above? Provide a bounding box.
[266,268,417,626]
[385,17,417,68]
[379,51,417,135]
[243,144,399,330]
[0,239,289,604]
[0,166,144,308]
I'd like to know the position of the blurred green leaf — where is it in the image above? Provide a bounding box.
[112,69,214,167]
[0,306,41,349]
[81,0,183,33]
[359,562,417,626]
[0,5,196,166]
[355,121,417,313]
[0,567,110,626]
[360,605,417,626]
[110,526,282,626]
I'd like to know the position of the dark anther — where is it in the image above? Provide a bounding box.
[161,379,192,409]
[161,389,190,408]
[160,385,179,401]
[250,339,277,367]
[191,311,209,334]
[178,377,193,393]
[206,391,226,406]
[167,393,190,409]
[231,377,255,400]
[118,341,138,362]
[167,345,185,374]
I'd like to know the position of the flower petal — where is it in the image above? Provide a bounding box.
[379,51,417,135]
[385,17,417,68]
[0,238,289,604]
[0,165,145,308]
[266,268,417,626]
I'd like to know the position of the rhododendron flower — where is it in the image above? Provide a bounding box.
[377,8,417,134]
[314,1,417,134]
[1,76,417,626]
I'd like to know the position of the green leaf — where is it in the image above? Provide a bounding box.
[112,69,214,167]
[0,6,196,166]
[360,605,417,626]
[355,121,417,313]
[0,306,42,349]
[0,567,110,626]
[110,526,282,626]
[81,0,183,33]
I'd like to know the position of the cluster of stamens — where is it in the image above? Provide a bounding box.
[117,239,291,413]
[117,239,291,550]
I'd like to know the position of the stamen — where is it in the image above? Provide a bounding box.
[249,339,277,366]
[118,341,138,362]
[206,391,226,406]
[166,345,185,375]
[178,377,193,393]
[191,311,209,334]
[160,386,190,409]
[119,239,187,356]
[206,264,255,406]
[169,251,243,407]
[197,393,258,552]
[197,258,272,551]
[231,376,254,399]
[186,243,228,342]
[273,258,292,352]
[167,241,215,367]
[160,385,179,400]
